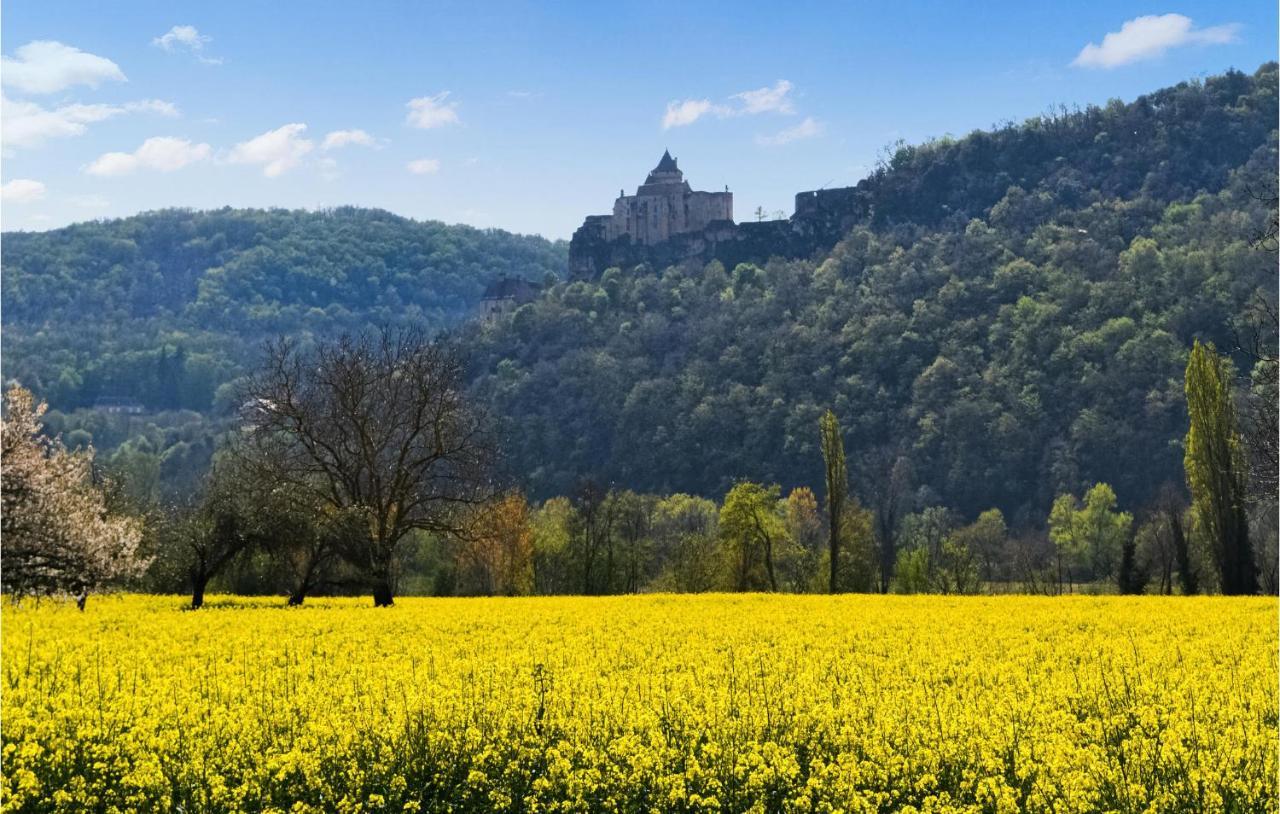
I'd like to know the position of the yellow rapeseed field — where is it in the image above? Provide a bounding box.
[2,594,1276,813]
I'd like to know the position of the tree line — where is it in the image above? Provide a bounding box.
[3,325,1269,607]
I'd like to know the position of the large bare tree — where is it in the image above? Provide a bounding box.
[238,328,493,605]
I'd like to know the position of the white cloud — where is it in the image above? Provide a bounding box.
[153,25,222,65]
[2,94,177,152]
[1,179,46,202]
[153,25,208,51]
[407,158,440,175]
[1072,14,1240,69]
[405,92,459,129]
[1,41,126,95]
[228,123,314,177]
[322,129,377,150]
[124,99,180,117]
[662,99,729,129]
[757,117,823,146]
[663,79,801,128]
[732,80,794,115]
[86,136,212,176]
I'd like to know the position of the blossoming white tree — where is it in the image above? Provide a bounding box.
[1,385,147,607]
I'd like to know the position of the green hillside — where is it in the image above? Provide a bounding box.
[464,64,1278,523]
[2,206,566,411]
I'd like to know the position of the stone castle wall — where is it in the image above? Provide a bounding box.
[606,189,732,246]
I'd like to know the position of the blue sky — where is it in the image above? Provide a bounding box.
[2,1,1275,238]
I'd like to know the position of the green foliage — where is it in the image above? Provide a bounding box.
[1184,340,1257,594]
[719,481,786,591]
[651,493,721,592]
[893,547,931,594]
[950,508,1008,583]
[1048,483,1133,590]
[3,206,566,414]
[819,410,848,593]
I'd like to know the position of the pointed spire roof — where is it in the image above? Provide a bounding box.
[654,150,678,173]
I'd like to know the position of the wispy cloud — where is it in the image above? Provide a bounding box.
[321,129,378,150]
[662,99,730,129]
[2,94,178,152]
[405,92,459,129]
[662,79,798,129]
[86,136,212,176]
[1,40,126,95]
[407,158,441,175]
[731,80,794,115]
[757,117,823,146]
[228,123,314,177]
[153,25,222,65]
[1072,14,1240,69]
[1,178,46,202]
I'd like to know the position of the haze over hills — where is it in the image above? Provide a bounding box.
[3,64,1276,524]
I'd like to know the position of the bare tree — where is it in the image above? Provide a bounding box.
[568,480,613,594]
[1151,482,1198,596]
[861,446,912,594]
[238,328,493,606]
[1232,295,1278,505]
[175,494,255,610]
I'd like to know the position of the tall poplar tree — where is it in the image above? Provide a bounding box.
[1184,340,1257,594]
[819,410,847,593]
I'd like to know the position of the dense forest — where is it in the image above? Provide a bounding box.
[2,207,567,412]
[3,64,1276,543]
[465,63,1279,527]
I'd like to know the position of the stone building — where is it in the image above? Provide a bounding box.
[92,396,145,415]
[601,151,733,245]
[569,152,866,280]
[570,152,734,277]
[479,277,541,320]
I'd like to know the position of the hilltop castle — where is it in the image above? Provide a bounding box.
[569,152,867,279]
[590,150,733,246]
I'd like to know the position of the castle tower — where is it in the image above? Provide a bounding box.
[569,152,734,278]
[605,152,732,246]
[640,150,684,190]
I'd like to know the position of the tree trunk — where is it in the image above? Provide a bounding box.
[1168,507,1197,596]
[372,575,394,607]
[191,574,209,609]
[829,531,839,594]
[763,535,777,592]
[287,591,305,606]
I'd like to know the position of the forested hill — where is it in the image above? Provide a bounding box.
[464,64,1279,524]
[2,207,566,410]
[846,63,1277,230]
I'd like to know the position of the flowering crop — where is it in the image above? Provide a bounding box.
[2,594,1275,812]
